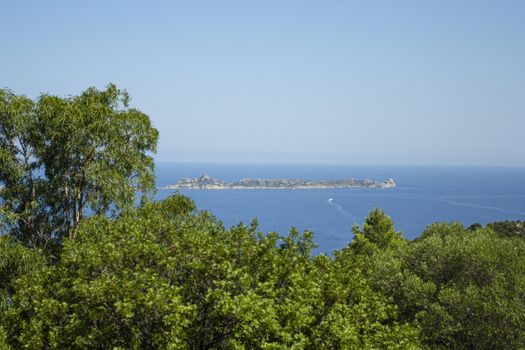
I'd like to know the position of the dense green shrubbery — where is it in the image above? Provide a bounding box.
[487,220,525,238]
[1,196,524,349]
[0,196,421,349]
[361,221,525,349]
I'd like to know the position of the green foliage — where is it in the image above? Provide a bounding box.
[0,236,43,350]
[317,249,420,349]
[0,235,44,312]
[466,222,482,232]
[487,220,525,238]
[0,326,11,350]
[1,195,420,349]
[467,220,525,238]
[0,88,50,248]
[412,225,525,349]
[0,84,158,249]
[3,196,196,349]
[351,208,404,255]
[2,200,523,349]
[363,222,525,349]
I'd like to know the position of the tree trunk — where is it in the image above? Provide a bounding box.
[65,181,71,238]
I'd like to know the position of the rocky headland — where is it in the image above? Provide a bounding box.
[164,175,396,190]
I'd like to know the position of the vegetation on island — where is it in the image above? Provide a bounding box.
[1,86,524,349]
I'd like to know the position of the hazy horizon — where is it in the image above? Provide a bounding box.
[156,160,525,169]
[2,1,524,166]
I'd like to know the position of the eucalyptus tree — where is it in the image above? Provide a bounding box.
[0,84,158,249]
[0,89,49,247]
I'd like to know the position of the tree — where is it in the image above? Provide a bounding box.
[350,208,404,255]
[1,195,420,349]
[2,196,195,349]
[365,222,525,349]
[0,84,158,249]
[0,235,43,350]
[0,89,50,248]
[487,220,525,238]
[466,222,482,232]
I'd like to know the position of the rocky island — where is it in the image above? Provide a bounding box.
[164,175,396,190]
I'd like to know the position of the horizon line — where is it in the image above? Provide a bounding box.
[153,160,525,168]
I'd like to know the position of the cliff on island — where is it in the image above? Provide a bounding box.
[165,175,396,190]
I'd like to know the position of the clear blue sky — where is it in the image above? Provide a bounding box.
[1,1,524,166]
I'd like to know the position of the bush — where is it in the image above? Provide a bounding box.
[1,196,420,349]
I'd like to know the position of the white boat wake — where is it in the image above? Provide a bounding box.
[327,198,357,220]
[438,198,525,216]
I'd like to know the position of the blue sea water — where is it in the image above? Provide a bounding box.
[155,162,525,254]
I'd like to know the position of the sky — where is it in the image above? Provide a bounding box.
[1,1,524,166]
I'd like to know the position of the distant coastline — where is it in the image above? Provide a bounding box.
[164,174,396,190]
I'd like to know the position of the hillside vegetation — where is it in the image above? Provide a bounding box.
[1,86,524,349]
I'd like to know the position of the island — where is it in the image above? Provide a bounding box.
[164,175,396,190]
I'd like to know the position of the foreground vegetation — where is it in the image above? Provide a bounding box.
[1,197,523,349]
[1,86,524,349]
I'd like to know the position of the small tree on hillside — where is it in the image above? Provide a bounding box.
[351,208,404,254]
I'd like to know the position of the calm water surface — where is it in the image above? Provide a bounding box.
[155,163,525,254]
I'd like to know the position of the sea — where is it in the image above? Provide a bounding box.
[155,162,525,254]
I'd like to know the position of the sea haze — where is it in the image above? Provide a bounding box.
[155,162,525,254]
